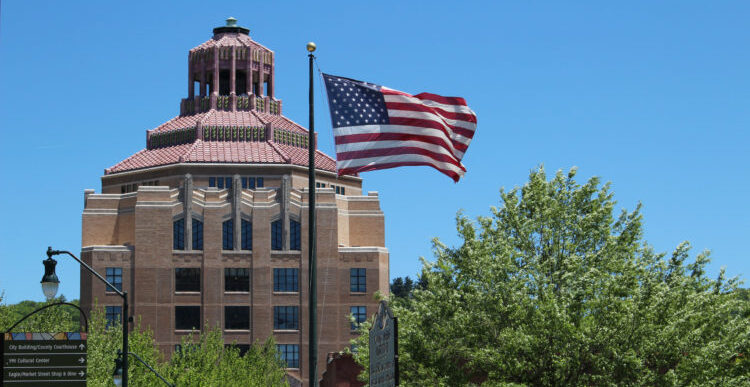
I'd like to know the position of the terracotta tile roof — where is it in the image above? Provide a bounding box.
[106,139,338,174]
[190,34,272,52]
[149,111,306,135]
[182,140,287,164]
[106,144,194,174]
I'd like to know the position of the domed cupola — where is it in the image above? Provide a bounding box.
[105,18,336,175]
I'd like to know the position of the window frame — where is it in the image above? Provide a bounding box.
[289,219,301,251]
[271,219,282,251]
[224,268,250,293]
[224,306,250,331]
[106,267,123,293]
[175,268,201,293]
[105,305,122,329]
[173,218,185,250]
[273,306,299,330]
[175,306,201,331]
[273,268,299,293]
[241,219,252,250]
[276,344,299,369]
[222,219,234,250]
[192,218,203,250]
[350,268,366,293]
[350,305,367,331]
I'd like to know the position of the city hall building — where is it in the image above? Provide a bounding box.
[79,18,389,385]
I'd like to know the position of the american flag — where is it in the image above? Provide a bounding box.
[322,73,477,182]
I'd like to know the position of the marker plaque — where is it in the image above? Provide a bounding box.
[369,300,398,387]
[1,332,87,387]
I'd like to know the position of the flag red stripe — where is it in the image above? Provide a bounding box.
[385,101,477,124]
[337,146,465,170]
[388,116,472,149]
[335,132,468,154]
[382,88,469,107]
[338,162,461,182]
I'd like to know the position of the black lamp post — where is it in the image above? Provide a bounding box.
[43,247,130,387]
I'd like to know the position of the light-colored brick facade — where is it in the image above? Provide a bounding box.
[80,19,389,386]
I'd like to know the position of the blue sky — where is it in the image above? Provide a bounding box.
[1,1,748,304]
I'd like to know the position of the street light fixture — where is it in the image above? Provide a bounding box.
[40,256,60,301]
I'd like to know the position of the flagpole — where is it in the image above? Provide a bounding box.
[306,41,318,387]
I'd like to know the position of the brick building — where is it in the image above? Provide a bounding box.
[79,18,389,385]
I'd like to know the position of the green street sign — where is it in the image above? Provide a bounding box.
[1,332,87,387]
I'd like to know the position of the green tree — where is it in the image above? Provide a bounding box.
[354,167,750,386]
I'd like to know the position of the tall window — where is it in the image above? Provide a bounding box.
[276,344,299,368]
[223,219,234,250]
[290,220,301,250]
[173,219,185,250]
[175,268,200,292]
[350,306,367,330]
[241,219,252,250]
[192,219,203,250]
[273,268,299,292]
[106,267,122,292]
[271,220,282,250]
[350,268,366,293]
[175,306,200,330]
[257,177,264,188]
[225,268,250,292]
[105,306,121,328]
[224,306,250,330]
[274,306,299,330]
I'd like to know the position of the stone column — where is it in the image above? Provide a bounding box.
[233,174,242,251]
[281,174,290,250]
[184,174,193,251]
[199,57,206,97]
[268,53,274,98]
[211,47,219,109]
[188,54,194,99]
[246,48,253,96]
[230,46,237,111]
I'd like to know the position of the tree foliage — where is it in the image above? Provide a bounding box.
[354,167,750,386]
[1,295,288,386]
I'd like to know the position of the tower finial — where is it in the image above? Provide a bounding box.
[226,17,237,27]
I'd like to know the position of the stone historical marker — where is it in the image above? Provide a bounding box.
[369,300,398,387]
[1,332,87,387]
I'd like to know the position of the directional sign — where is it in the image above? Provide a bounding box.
[1,332,87,387]
[369,301,398,387]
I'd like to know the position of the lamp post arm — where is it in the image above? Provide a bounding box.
[119,350,175,387]
[47,247,125,298]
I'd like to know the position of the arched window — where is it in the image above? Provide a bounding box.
[223,219,234,250]
[173,219,185,250]
[241,219,252,250]
[192,219,203,250]
[271,220,282,251]
[290,220,301,250]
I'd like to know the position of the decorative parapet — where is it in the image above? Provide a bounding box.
[273,128,308,148]
[203,126,266,142]
[148,127,197,149]
[180,95,281,115]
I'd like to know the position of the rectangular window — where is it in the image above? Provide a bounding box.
[248,177,256,189]
[257,177,264,188]
[224,306,250,330]
[175,306,200,330]
[350,268,366,293]
[106,267,123,292]
[351,306,367,330]
[341,187,345,195]
[105,306,121,328]
[173,219,185,250]
[223,219,234,250]
[274,306,299,330]
[217,178,224,189]
[335,186,340,194]
[276,344,299,368]
[271,220,282,250]
[209,177,216,187]
[241,177,247,189]
[290,220,301,250]
[192,219,203,250]
[273,268,299,292]
[241,219,252,250]
[225,177,232,189]
[225,268,250,292]
[175,268,200,292]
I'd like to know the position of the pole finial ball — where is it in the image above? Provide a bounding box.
[306,42,317,52]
